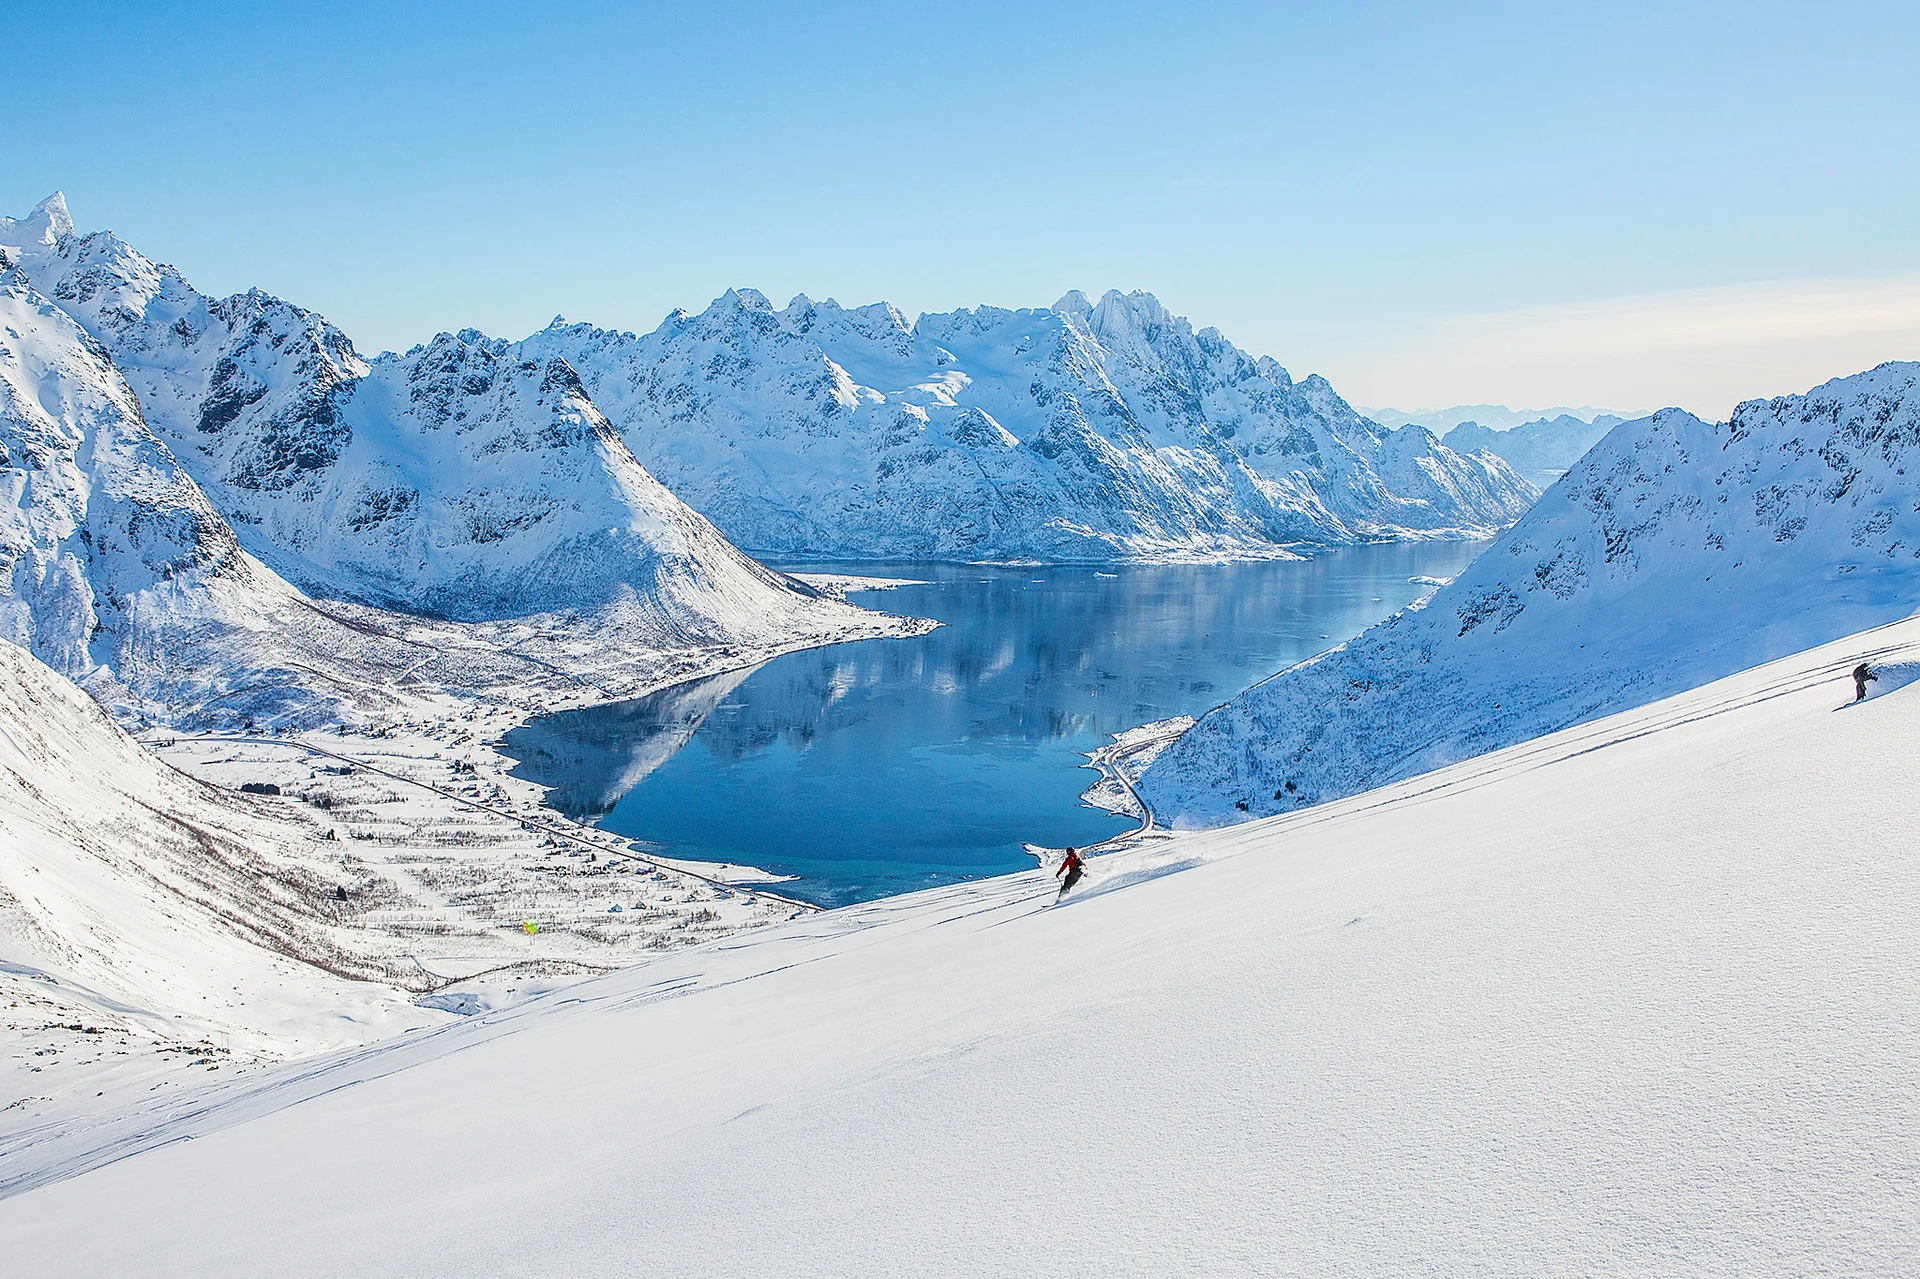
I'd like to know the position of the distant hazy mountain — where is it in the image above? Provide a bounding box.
[1362,403,1635,433]
[1445,413,1626,488]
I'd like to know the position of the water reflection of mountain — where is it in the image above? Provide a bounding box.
[499,551,1485,899]
[677,555,1454,763]
[502,666,757,819]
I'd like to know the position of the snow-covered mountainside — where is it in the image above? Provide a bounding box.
[519,288,1537,561]
[1140,362,1920,826]
[0,240,449,723]
[0,248,244,690]
[0,637,444,1068]
[1446,412,1625,487]
[0,635,822,1142]
[0,194,860,632]
[4,617,1915,1274]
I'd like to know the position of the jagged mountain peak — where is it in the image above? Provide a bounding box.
[0,191,75,248]
[780,294,912,332]
[1381,420,1441,449]
[1052,289,1094,317]
[718,286,775,313]
[1251,354,1292,387]
[1087,287,1174,324]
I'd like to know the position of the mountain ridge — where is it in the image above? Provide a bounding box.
[520,286,1538,562]
[1362,402,1637,432]
[1139,361,1920,826]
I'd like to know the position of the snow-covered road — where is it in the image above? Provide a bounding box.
[3,618,1917,1275]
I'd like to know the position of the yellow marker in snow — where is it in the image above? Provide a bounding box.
[521,919,538,935]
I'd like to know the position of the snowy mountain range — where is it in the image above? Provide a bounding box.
[0,194,843,623]
[0,194,916,723]
[1445,412,1627,488]
[1139,362,1920,826]
[519,288,1539,561]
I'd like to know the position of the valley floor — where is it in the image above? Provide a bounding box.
[3,615,1915,1274]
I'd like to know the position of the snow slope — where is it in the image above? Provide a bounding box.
[2,617,1914,1274]
[0,249,248,687]
[1140,363,1920,827]
[1446,412,1625,487]
[0,633,830,1147]
[0,194,870,635]
[520,288,1537,561]
[0,636,445,1072]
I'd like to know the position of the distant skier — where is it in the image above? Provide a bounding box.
[1854,662,1878,702]
[1055,847,1085,899]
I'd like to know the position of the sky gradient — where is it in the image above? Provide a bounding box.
[6,0,1917,419]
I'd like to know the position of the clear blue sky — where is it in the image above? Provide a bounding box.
[7,1,1917,415]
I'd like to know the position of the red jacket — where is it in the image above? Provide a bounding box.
[1057,851,1085,877]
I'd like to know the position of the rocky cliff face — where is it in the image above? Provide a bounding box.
[520,287,1538,562]
[1139,363,1920,827]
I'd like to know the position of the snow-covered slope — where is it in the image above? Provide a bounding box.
[3,618,1914,1274]
[1140,363,1920,826]
[1446,412,1625,487]
[0,195,863,633]
[0,239,447,723]
[0,248,245,686]
[520,288,1537,561]
[0,638,443,1063]
[0,633,833,1143]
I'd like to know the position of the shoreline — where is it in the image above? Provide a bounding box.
[1070,717,1193,857]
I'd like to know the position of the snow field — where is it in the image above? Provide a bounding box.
[2,617,1915,1274]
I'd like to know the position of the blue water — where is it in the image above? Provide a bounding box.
[501,544,1485,906]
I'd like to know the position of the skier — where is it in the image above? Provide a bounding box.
[1853,662,1879,702]
[1055,847,1086,899]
